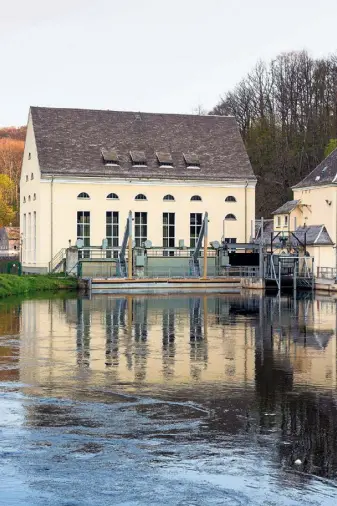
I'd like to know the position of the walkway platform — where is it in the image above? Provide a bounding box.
[86,276,248,294]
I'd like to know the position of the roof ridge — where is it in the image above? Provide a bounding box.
[30,106,234,120]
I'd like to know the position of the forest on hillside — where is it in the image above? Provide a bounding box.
[211,50,337,217]
[0,126,26,226]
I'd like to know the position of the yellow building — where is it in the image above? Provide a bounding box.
[269,148,337,271]
[20,107,256,273]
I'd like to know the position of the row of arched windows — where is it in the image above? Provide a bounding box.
[77,192,237,203]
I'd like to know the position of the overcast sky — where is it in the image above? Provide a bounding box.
[1,0,337,126]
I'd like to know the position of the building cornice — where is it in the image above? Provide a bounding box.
[40,174,257,188]
[293,183,337,191]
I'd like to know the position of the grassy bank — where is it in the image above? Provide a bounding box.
[0,274,78,298]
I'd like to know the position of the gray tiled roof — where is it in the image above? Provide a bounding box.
[293,148,337,188]
[30,107,256,181]
[254,224,333,246]
[272,200,300,215]
[292,225,333,245]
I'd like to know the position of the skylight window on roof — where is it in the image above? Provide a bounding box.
[156,151,173,167]
[130,150,147,166]
[101,148,119,165]
[183,152,200,168]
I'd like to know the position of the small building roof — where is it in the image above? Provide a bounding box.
[254,219,274,239]
[272,200,300,215]
[29,107,256,182]
[1,227,20,240]
[293,148,337,188]
[254,224,333,246]
[292,225,333,246]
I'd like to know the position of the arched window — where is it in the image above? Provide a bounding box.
[107,193,119,200]
[190,195,202,201]
[225,213,237,221]
[23,197,26,203]
[163,194,175,201]
[28,195,31,202]
[225,195,236,202]
[135,194,147,201]
[77,192,90,199]
[31,173,34,180]
[33,193,36,201]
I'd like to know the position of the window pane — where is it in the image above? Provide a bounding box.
[106,212,112,224]
[113,225,118,237]
[106,225,112,237]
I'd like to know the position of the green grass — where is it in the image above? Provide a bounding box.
[0,274,78,298]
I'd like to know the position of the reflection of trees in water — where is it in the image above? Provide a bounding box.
[279,393,337,479]
[189,298,208,381]
[76,299,91,367]
[25,403,99,428]
[162,308,175,380]
[0,301,20,381]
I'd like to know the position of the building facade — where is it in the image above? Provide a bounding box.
[269,147,337,270]
[0,227,20,256]
[20,107,256,273]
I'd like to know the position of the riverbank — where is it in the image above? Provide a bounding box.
[0,274,78,298]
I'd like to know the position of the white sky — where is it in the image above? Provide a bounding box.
[1,0,337,126]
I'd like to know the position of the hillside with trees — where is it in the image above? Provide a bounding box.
[211,50,337,217]
[0,126,26,226]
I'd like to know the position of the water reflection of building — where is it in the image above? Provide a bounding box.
[11,293,337,481]
[18,295,259,389]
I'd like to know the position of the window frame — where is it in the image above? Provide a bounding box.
[135,193,147,201]
[190,212,203,248]
[106,193,119,200]
[106,211,119,258]
[77,211,90,258]
[163,194,175,202]
[77,192,90,200]
[134,212,148,247]
[190,195,202,202]
[225,196,236,202]
[224,213,237,221]
[163,212,175,255]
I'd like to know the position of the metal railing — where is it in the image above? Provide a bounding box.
[222,266,260,277]
[317,267,337,279]
[49,248,66,272]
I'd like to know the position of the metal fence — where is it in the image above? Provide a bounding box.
[317,267,337,279]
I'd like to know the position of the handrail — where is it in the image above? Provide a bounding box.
[49,248,66,273]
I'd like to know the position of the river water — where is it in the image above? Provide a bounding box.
[1,292,337,505]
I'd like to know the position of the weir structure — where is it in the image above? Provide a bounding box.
[56,211,315,293]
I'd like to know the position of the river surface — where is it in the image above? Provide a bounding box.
[1,292,337,505]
